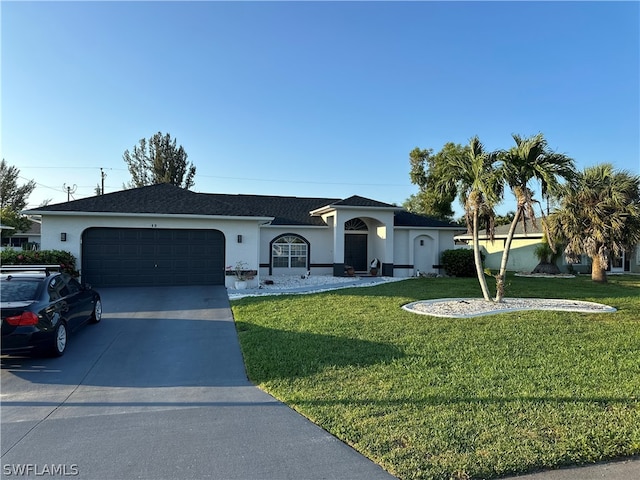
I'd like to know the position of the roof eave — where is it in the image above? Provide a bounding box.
[26,210,274,222]
[310,204,398,216]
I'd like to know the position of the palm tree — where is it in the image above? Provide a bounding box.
[546,164,640,283]
[438,136,503,301]
[495,134,575,301]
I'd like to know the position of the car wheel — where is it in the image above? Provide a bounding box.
[90,299,102,324]
[50,322,68,357]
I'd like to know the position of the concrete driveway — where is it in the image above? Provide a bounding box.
[1,286,395,479]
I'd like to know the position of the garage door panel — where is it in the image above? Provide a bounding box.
[82,228,225,287]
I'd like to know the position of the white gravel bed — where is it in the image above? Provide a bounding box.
[403,298,617,318]
[228,274,405,299]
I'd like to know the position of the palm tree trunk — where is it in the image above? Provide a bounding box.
[472,209,492,301]
[494,206,522,302]
[591,255,608,283]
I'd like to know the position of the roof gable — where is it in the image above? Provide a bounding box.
[333,195,396,208]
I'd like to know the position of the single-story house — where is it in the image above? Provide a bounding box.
[1,218,41,250]
[455,221,640,274]
[24,183,464,288]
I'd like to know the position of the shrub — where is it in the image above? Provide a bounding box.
[440,248,480,277]
[0,249,79,276]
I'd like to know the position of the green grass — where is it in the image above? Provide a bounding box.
[231,274,640,480]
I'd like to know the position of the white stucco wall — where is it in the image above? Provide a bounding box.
[37,210,464,285]
[393,228,459,277]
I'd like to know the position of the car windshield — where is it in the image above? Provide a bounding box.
[1,279,41,302]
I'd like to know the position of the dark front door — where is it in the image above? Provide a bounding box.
[81,228,225,287]
[344,234,368,272]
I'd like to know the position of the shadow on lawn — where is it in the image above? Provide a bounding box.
[235,322,404,381]
[289,394,637,408]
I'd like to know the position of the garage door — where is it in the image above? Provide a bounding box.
[82,228,225,287]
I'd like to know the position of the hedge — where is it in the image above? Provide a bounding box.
[440,248,482,277]
[1,249,79,276]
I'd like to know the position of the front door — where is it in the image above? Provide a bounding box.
[609,251,628,273]
[344,234,367,271]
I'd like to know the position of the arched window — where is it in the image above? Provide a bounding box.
[345,218,368,231]
[272,235,308,268]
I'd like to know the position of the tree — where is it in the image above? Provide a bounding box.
[123,132,196,189]
[546,164,640,283]
[0,159,36,240]
[494,134,575,301]
[406,144,465,220]
[436,137,503,301]
[494,211,515,227]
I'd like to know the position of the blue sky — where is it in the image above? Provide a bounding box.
[3,1,639,216]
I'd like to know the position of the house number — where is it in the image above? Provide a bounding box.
[151,224,157,227]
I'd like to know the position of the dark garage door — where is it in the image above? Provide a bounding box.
[82,228,226,287]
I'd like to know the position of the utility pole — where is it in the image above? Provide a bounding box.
[63,183,77,202]
[100,168,106,195]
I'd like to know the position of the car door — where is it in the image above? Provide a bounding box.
[47,275,71,325]
[61,275,93,328]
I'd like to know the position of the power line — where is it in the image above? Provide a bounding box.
[16,166,127,171]
[195,174,410,188]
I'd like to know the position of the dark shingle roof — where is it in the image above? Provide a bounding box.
[394,210,463,229]
[204,194,340,226]
[489,220,543,236]
[332,195,396,208]
[31,184,253,216]
[27,183,461,229]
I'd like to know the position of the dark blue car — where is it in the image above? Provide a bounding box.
[1,265,102,356]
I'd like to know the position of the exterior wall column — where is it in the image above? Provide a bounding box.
[331,213,347,276]
[382,223,394,276]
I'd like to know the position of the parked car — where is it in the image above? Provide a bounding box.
[1,265,102,357]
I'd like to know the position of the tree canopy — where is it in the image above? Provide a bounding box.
[411,133,576,302]
[493,133,576,300]
[546,164,640,283]
[405,144,463,221]
[0,159,36,238]
[123,132,196,189]
[436,136,503,301]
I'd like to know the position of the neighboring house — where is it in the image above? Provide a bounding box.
[24,183,463,288]
[455,221,640,274]
[0,217,41,250]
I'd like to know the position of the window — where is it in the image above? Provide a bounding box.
[48,276,69,301]
[272,235,308,268]
[1,279,40,302]
[564,253,586,265]
[65,276,81,295]
[345,218,368,231]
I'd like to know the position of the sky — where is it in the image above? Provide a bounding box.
[2,1,639,217]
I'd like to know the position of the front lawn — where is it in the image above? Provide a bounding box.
[231,274,640,480]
